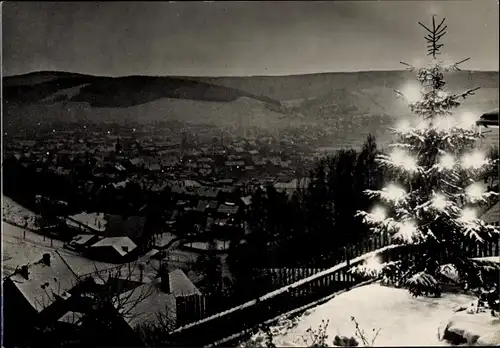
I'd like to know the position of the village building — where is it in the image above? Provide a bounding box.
[88,236,138,263]
[115,268,204,334]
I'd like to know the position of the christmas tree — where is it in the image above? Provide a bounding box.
[354,16,499,297]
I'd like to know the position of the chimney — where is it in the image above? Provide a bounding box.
[20,265,30,280]
[138,263,145,283]
[160,269,170,293]
[42,253,51,266]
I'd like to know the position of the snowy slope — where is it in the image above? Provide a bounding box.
[2,195,39,230]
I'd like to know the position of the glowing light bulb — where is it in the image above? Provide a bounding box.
[432,193,448,211]
[461,150,487,170]
[401,83,421,103]
[439,153,455,170]
[457,111,478,130]
[364,256,383,273]
[383,184,406,202]
[416,118,430,131]
[371,206,387,223]
[390,149,418,172]
[434,116,455,132]
[395,119,412,133]
[460,208,477,223]
[437,90,448,99]
[465,182,485,201]
[396,221,418,243]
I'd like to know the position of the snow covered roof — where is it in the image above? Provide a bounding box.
[116,269,201,330]
[90,236,137,256]
[58,311,85,326]
[480,201,500,225]
[241,195,252,206]
[274,178,310,190]
[5,252,79,313]
[476,109,499,128]
[70,234,99,246]
[217,204,240,215]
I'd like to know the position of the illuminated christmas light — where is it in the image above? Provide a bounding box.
[416,118,430,131]
[431,193,448,211]
[438,153,455,170]
[401,83,421,103]
[457,111,478,130]
[390,149,418,172]
[383,184,406,202]
[364,256,383,273]
[371,206,387,223]
[437,90,448,99]
[465,182,485,201]
[433,116,455,132]
[459,207,477,223]
[396,221,418,243]
[461,150,487,170]
[395,119,412,133]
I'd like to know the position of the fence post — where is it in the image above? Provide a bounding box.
[345,246,351,290]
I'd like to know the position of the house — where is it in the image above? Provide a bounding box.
[65,234,102,252]
[194,200,218,214]
[146,162,162,172]
[476,108,499,128]
[225,160,245,169]
[274,178,310,197]
[480,201,500,227]
[241,195,252,207]
[2,252,80,346]
[217,203,240,217]
[115,268,204,334]
[195,186,220,200]
[129,157,145,168]
[88,237,138,263]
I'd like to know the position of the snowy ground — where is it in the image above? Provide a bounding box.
[259,284,476,347]
[2,195,39,230]
[67,212,108,232]
[3,221,65,272]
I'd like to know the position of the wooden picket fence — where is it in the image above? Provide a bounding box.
[165,234,499,347]
[165,244,401,347]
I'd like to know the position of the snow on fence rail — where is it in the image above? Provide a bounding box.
[167,235,499,347]
[167,244,403,347]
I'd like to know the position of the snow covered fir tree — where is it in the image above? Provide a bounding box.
[354,16,499,298]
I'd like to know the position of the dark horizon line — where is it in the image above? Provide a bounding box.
[3,67,499,80]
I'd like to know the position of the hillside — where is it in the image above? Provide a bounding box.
[3,70,498,149]
[195,70,499,101]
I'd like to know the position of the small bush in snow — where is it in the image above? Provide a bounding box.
[298,319,329,347]
[406,272,441,298]
[350,316,380,347]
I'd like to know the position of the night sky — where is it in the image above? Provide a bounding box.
[2,1,499,77]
